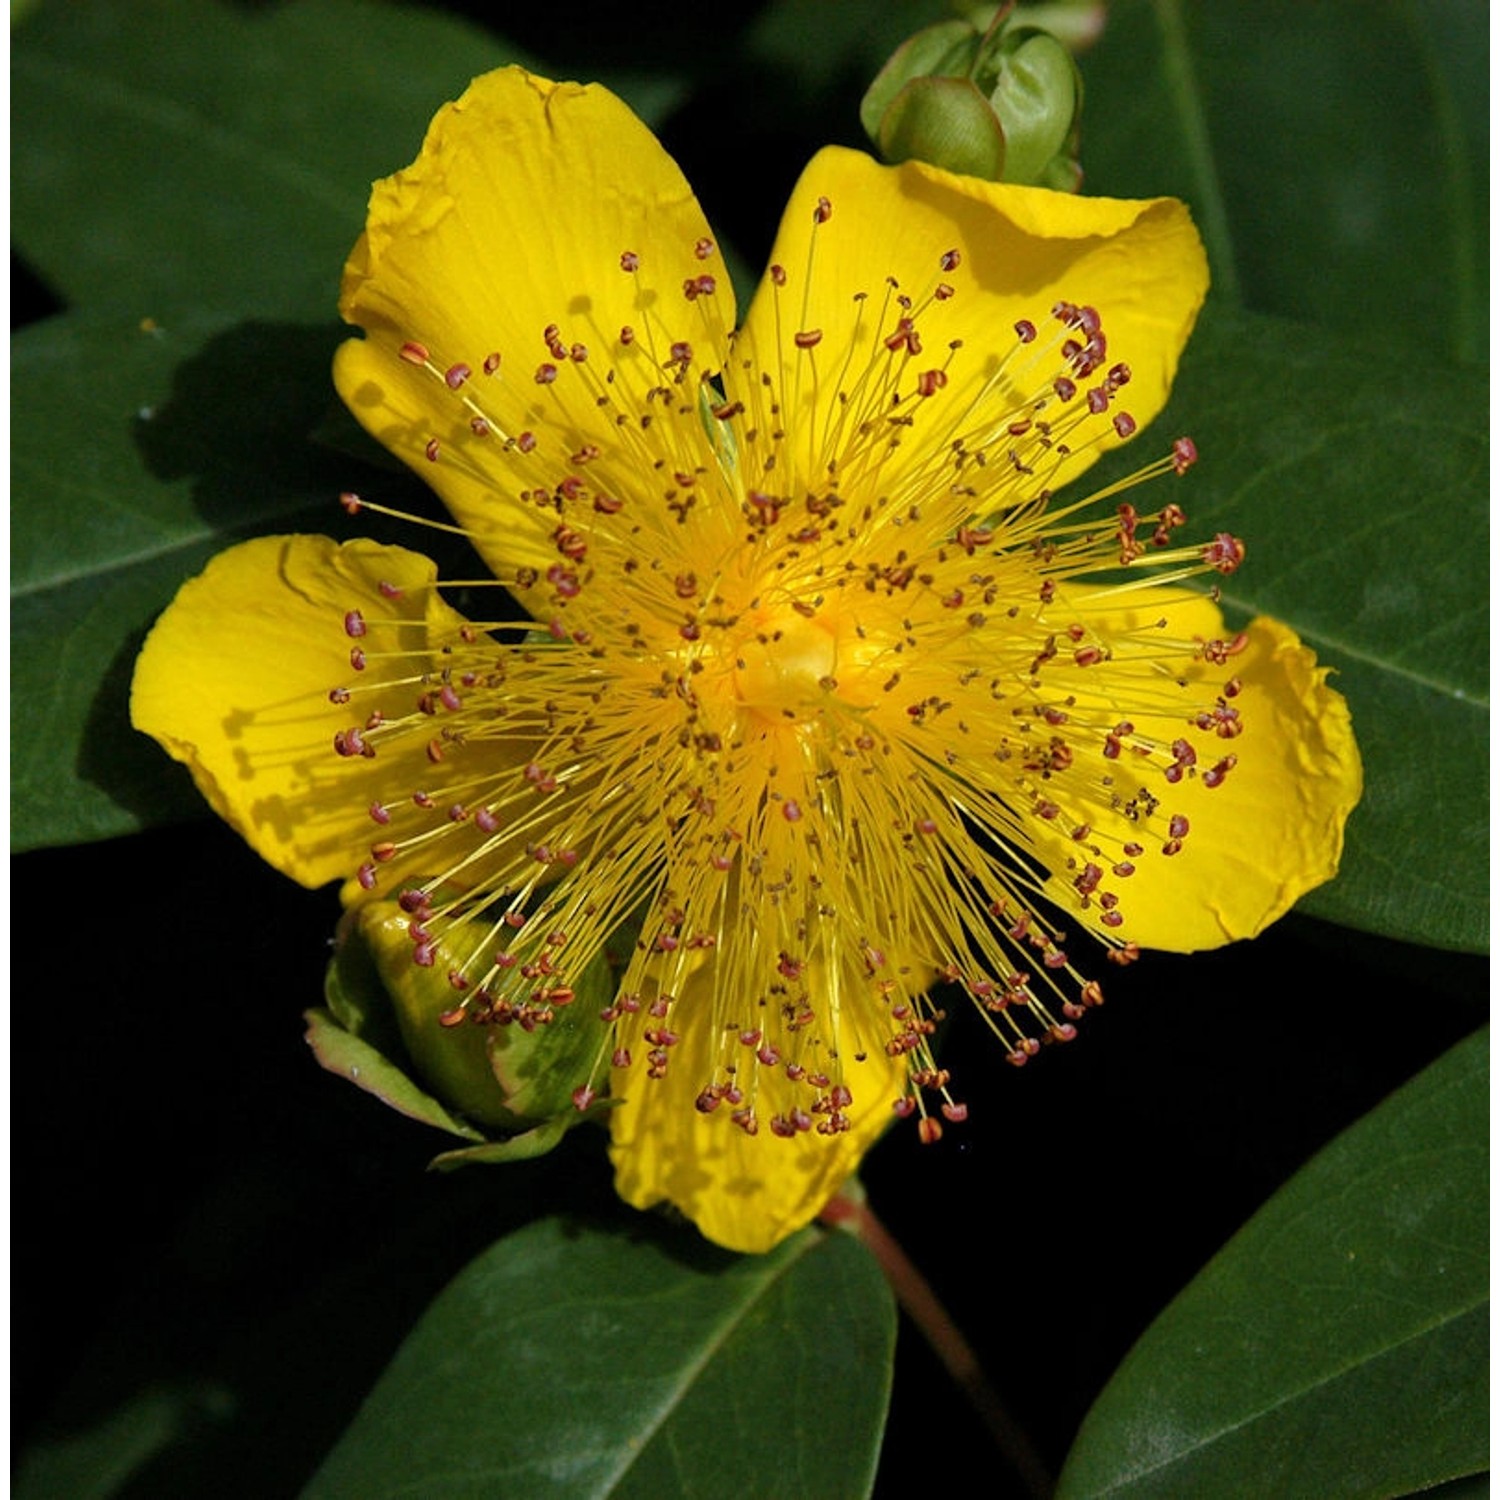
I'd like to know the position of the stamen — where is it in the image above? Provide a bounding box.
[331,206,1262,1151]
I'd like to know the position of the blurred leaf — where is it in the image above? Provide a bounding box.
[589,71,691,129]
[1057,1027,1489,1500]
[302,1217,896,1500]
[1078,0,1487,361]
[10,310,369,849]
[1106,304,1487,951]
[15,1385,233,1500]
[748,0,953,97]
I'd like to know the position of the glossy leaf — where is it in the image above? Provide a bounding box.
[1057,1028,1489,1499]
[1077,0,1488,361]
[10,310,367,848]
[11,0,686,324]
[302,1217,896,1500]
[11,0,536,320]
[1098,303,1488,951]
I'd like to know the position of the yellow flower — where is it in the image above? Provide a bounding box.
[132,67,1360,1254]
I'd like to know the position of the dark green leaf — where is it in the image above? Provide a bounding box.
[1107,304,1487,951]
[10,0,537,320]
[1418,1476,1491,1500]
[11,313,355,600]
[302,1217,897,1500]
[10,309,368,849]
[9,3,689,853]
[14,1386,234,1500]
[1078,0,1488,361]
[748,0,953,99]
[1057,1028,1489,1499]
[11,0,683,324]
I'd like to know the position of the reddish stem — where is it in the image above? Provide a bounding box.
[822,1188,1055,1499]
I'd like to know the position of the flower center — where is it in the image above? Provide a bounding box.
[329,193,1248,1148]
[732,604,839,725]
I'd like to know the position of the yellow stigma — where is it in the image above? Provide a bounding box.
[731,601,841,725]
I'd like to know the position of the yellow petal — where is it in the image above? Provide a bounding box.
[1032,588,1362,952]
[131,535,469,889]
[609,966,910,1254]
[336,66,729,576]
[736,146,1208,497]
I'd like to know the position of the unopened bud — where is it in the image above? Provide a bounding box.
[861,7,1087,188]
[315,901,610,1136]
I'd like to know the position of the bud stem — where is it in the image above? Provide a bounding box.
[1153,0,1241,302]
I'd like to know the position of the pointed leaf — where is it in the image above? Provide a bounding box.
[302,1218,896,1500]
[1057,1029,1489,1499]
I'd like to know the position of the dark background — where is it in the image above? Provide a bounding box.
[13,2,1488,1496]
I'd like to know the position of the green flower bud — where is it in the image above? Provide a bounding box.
[860,19,984,146]
[306,900,614,1167]
[861,7,1085,189]
[986,27,1083,190]
[876,74,1006,182]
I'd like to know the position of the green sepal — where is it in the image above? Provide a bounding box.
[986,28,1083,187]
[428,1098,616,1172]
[304,1006,486,1143]
[1040,151,1085,193]
[877,74,1008,180]
[345,902,522,1131]
[862,8,1085,187]
[859,19,980,143]
[310,899,615,1161]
